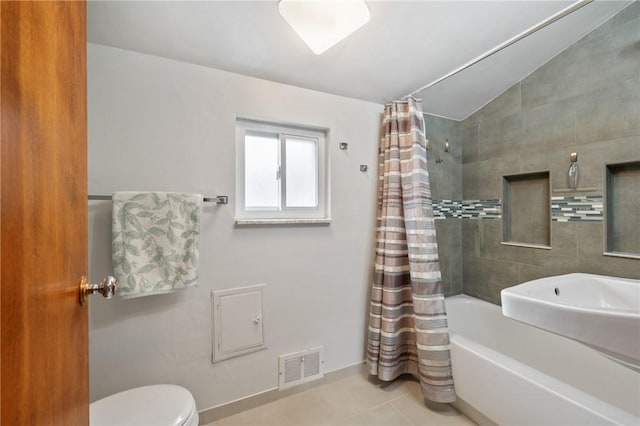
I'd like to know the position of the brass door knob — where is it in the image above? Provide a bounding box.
[79,276,117,306]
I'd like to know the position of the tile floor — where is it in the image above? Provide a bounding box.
[204,372,475,426]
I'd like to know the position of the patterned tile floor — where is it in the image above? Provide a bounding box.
[204,372,475,426]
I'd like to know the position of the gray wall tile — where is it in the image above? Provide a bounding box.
[475,84,522,123]
[576,78,640,145]
[462,255,520,305]
[425,114,462,201]
[478,219,533,264]
[578,223,640,279]
[530,222,579,269]
[478,113,523,161]
[424,114,463,296]
[517,263,578,284]
[461,122,478,164]
[586,1,639,39]
[462,220,480,258]
[459,4,640,305]
[462,154,520,200]
[574,136,640,189]
[436,220,463,296]
[521,4,640,111]
[522,97,577,150]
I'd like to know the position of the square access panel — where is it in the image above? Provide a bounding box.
[212,284,266,363]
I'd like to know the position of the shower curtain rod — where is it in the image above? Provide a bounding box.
[403,0,593,99]
[88,194,229,205]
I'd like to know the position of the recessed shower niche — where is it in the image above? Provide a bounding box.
[605,162,640,258]
[502,171,551,248]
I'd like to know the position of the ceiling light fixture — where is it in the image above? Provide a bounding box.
[278,0,370,55]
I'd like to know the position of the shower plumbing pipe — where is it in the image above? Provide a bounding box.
[403,0,594,99]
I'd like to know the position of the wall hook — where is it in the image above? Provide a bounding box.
[360,165,368,172]
[339,142,348,150]
[445,138,450,153]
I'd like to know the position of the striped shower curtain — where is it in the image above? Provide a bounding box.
[367,97,455,403]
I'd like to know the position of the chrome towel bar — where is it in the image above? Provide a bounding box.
[88,194,229,205]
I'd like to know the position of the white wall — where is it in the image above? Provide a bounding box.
[87,43,382,411]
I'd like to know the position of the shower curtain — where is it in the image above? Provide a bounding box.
[367,97,455,403]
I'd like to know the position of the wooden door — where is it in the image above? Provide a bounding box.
[1,1,88,425]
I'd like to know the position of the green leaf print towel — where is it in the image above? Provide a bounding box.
[112,192,203,299]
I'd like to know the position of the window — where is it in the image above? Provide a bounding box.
[236,118,329,223]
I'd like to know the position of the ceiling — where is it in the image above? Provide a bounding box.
[87,1,631,120]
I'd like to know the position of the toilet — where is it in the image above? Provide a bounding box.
[90,384,199,426]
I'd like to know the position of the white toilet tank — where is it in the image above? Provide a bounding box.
[90,384,199,426]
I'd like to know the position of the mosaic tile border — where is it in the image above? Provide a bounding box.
[551,195,603,222]
[433,199,501,220]
[432,195,603,222]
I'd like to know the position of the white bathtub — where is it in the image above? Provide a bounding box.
[446,295,640,425]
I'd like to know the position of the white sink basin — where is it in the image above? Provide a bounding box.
[501,273,640,371]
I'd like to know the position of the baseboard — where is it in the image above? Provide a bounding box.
[198,361,366,424]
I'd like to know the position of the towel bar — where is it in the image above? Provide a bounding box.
[88,194,229,205]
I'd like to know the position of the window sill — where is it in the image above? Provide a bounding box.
[235,218,332,226]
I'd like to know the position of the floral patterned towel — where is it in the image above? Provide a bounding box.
[112,192,203,299]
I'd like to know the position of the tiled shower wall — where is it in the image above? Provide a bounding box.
[460,2,640,304]
[424,114,463,296]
